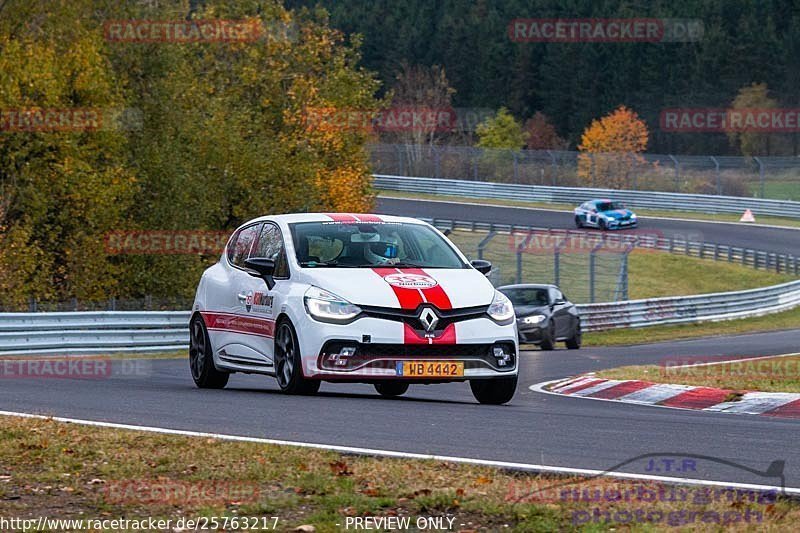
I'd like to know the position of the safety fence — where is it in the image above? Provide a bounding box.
[2,281,799,354]
[0,311,190,356]
[425,219,800,276]
[374,174,800,219]
[369,143,800,201]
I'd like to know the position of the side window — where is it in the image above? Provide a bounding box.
[228,224,260,267]
[252,223,289,278]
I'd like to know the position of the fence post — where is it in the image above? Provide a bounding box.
[433,146,441,178]
[477,231,496,260]
[589,240,604,303]
[710,156,720,195]
[28,297,37,312]
[669,155,680,191]
[754,156,765,198]
[513,151,519,183]
[546,150,557,186]
[590,153,596,187]
[396,144,404,176]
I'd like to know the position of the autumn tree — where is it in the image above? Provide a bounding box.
[476,108,527,150]
[727,83,778,157]
[524,112,567,150]
[577,106,649,189]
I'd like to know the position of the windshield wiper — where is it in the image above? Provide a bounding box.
[385,261,424,268]
[299,260,341,267]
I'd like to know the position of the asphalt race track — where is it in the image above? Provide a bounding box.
[375,196,800,256]
[2,198,799,491]
[2,329,799,489]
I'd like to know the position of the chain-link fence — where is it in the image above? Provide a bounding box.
[369,143,800,200]
[445,228,630,303]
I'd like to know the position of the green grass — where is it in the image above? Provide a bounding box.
[2,415,797,531]
[593,354,800,393]
[749,181,800,202]
[378,189,800,228]
[583,305,800,347]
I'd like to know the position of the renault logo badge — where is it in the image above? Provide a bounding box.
[419,307,439,332]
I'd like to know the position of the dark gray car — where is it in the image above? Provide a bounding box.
[498,284,581,350]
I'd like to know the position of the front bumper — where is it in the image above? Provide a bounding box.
[606,218,638,229]
[295,314,519,379]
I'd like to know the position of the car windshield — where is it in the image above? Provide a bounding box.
[597,201,625,212]
[500,288,550,307]
[290,221,467,268]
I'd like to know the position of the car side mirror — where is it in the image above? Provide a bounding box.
[552,298,566,306]
[471,259,492,275]
[244,257,276,290]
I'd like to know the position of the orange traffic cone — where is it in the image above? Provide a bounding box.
[740,209,756,223]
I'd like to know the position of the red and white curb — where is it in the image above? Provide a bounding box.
[531,375,800,419]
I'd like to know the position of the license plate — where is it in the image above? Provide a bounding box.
[397,361,464,377]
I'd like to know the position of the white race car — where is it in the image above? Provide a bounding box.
[190,213,519,404]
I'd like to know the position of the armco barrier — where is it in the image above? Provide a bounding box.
[0,311,190,356]
[2,281,800,354]
[373,174,800,219]
[577,280,800,331]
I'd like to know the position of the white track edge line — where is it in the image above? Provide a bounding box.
[667,352,800,369]
[379,195,800,231]
[2,409,798,495]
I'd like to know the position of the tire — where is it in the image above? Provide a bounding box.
[189,314,229,389]
[539,322,556,351]
[273,320,320,395]
[565,321,582,350]
[598,218,607,231]
[470,375,518,405]
[374,381,409,397]
[574,216,583,228]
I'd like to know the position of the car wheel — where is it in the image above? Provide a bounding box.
[566,321,582,350]
[598,218,607,231]
[574,215,583,228]
[470,375,518,405]
[274,320,320,395]
[540,322,556,351]
[189,314,229,389]
[374,381,409,397]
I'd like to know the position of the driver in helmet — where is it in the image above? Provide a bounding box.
[362,235,400,265]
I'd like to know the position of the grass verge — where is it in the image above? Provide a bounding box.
[378,190,800,229]
[583,305,800,347]
[593,354,800,393]
[0,415,798,531]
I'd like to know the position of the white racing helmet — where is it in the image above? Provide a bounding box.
[362,236,400,265]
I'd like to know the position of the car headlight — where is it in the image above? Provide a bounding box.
[304,287,362,323]
[487,290,515,324]
[521,314,546,325]
[631,213,637,219]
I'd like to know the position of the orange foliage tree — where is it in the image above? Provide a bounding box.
[577,106,649,188]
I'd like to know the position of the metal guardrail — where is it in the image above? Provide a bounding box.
[0,311,190,356]
[426,218,799,275]
[2,280,799,354]
[576,280,800,332]
[374,174,800,219]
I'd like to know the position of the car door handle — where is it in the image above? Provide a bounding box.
[237,292,248,302]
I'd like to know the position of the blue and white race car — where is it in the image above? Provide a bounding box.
[574,199,638,230]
